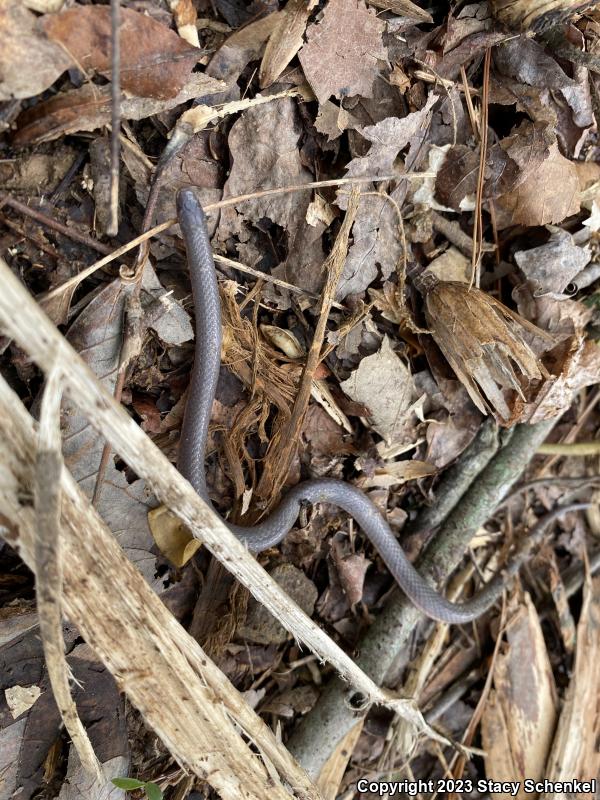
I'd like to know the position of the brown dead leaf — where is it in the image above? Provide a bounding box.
[236,564,318,644]
[435,121,553,211]
[207,11,281,89]
[330,537,371,606]
[494,35,576,91]
[58,266,191,584]
[315,100,359,140]
[43,5,201,100]
[481,592,558,796]
[298,0,386,104]
[0,0,71,101]
[14,74,224,146]
[497,141,580,227]
[260,685,319,717]
[336,192,404,299]
[259,0,316,88]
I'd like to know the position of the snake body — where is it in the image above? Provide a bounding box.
[176,188,516,624]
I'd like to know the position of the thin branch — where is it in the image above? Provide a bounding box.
[108,0,121,237]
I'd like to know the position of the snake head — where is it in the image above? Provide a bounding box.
[177,187,204,220]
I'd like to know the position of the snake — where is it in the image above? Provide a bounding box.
[176,187,577,624]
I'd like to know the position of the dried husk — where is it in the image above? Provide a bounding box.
[415,273,554,423]
[489,0,597,31]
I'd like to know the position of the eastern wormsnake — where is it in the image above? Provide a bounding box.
[175,187,580,624]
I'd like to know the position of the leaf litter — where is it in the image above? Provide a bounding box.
[2,0,600,794]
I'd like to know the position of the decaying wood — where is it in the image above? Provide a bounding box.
[35,367,103,781]
[0,256,448,746]
[0,374,319,800]
[543,575,600,789]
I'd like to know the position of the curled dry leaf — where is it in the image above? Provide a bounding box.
[259,0,317,88]
[298,0,386,104]
[14,75,225,146]
[416,273,554,423]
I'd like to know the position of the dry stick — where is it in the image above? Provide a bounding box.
[257,188,360,503]
[470,47,491,289]
[214,252,344,309]
[0,256,449,748]
[0,377,317,800]
[538,441,600,456]
[1,195,113,256]
[35,366,103,781]
[108,0,121,237]
[287,418,560,779]
[39,173,434,306]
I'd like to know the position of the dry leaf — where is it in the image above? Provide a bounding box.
[207,11,281,88]
[298,0,386,104]
[481,592,558,797]
[514,228,591,295]
[43,5,201,100]
[0,0,72,101]
[14,75,224,146]
[497,142,580,227]
[236,564,318,644]
[494,36,576,91]
[340,335,419,446]
[259,0,316,88]
[345,95,437,180]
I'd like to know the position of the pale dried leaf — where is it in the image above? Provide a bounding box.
[515,228,590,295]
[340,335,418,445]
